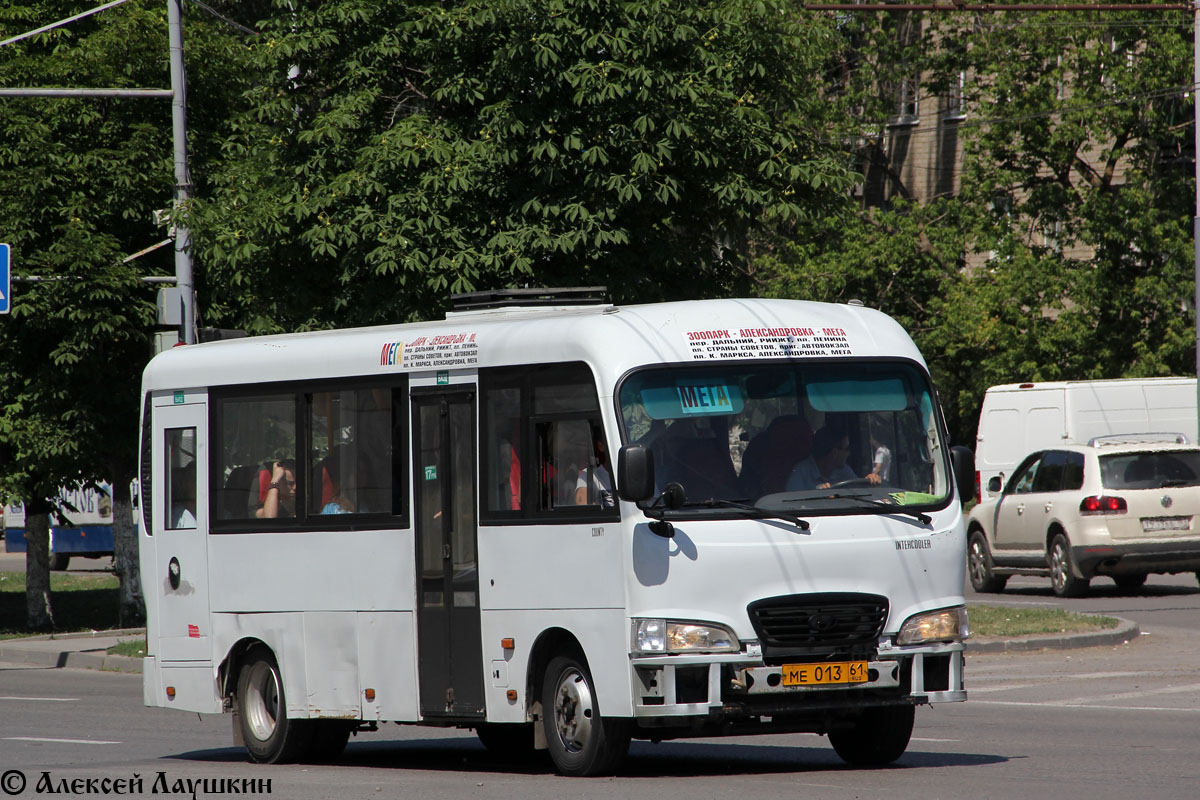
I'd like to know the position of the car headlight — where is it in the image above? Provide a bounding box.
[896,606,969,646]
[633,619,739,654]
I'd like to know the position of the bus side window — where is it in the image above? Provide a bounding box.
[309,388,395,516]
[214,393,297,522]
[165,427,197,530]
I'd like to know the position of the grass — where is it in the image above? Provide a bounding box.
[107,637,146,658]
[968,604,1118,637]
[0,570,121,639]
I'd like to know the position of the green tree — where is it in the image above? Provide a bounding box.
[760,7,1194,443]
[0,1,258,628]
[191,0,856,332]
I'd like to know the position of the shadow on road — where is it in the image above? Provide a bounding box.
[168,737,1008,777]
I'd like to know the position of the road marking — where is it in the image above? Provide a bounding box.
[1042,682,1200,706]
[972,699,1200,713]
[4,737,120,745]
[0,696,79,702]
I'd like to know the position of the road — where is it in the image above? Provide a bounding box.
[2,553,1199,798]
[2,625,1199,800]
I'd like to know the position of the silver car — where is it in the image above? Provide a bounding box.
[967,434,1200,597]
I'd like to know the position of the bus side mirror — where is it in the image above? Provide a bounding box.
[617,444,655,502]
[951,446,974,505]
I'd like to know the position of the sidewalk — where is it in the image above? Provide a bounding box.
[0,616,1140,673]
[0,628,144,673]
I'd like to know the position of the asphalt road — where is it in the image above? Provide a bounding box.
[2,624,1200,800]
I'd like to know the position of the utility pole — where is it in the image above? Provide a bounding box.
[0,0,197,345]
[168,0,196,344]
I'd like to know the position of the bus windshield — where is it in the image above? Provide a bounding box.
[617,361,951,514]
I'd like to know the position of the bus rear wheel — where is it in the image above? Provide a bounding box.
[828,705,914,766]
[542,655,630,777]
[236,647,312,764]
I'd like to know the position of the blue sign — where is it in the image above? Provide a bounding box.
[0,243,9,314]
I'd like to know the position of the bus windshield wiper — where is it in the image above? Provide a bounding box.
[808,493,932,525]
[688,497,810,531]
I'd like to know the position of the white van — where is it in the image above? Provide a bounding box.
[975,378,1198,501]
[137,291,974,775]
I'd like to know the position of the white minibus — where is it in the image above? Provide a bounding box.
[137,291,974,776]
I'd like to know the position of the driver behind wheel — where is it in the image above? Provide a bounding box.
[785,426,861,490]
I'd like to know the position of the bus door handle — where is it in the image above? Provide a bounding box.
[443,543,452,560]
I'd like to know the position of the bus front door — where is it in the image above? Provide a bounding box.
[412,389,485,718]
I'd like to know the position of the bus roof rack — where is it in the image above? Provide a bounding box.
[449,286,609,312]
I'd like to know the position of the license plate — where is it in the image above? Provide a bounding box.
[1141,516,1192,532]
[781,661,869,687]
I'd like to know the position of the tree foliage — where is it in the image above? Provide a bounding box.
[760,7,1195,443]
[0,1,258,627]
[192,0,857,332]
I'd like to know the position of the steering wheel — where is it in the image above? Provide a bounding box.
[829,478,875,489]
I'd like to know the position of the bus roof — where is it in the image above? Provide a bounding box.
[142,297,923,394]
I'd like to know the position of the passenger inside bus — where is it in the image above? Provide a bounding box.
[256,459,297,518]
[574,427,614,508]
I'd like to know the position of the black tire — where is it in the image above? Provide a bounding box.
[476,722,539,761]
[49,553,70,571]
[236,646,312,764]
[1113,574,1147,592]
[1048,533,1089,598]
[828,705,915,766]
[308,720,353,762]
[967,529,1008,593]
[542,654,631,777]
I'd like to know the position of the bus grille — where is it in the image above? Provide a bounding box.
[747,593,888,663]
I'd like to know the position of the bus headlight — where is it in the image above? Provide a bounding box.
[633,619,739,654]
[896,606,969,646]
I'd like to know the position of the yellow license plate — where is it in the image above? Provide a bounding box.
[781,661,869,687]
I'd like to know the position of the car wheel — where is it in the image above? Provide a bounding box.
[1113,574,1147,593]
[1048,533,1089,598]
[967,530,1008,593]
[236,646,312,763]
[542,654,630,777]
[828,705,915,766]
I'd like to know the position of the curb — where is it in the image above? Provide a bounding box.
[965,615,1140,654]
[0,630,145,674]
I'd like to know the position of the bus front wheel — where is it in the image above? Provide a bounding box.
[236,647,312,764]
[828,705,914,766]
[542,655,630,777]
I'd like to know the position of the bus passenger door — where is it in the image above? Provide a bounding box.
[152,398,211,663]
[412,389,485,718]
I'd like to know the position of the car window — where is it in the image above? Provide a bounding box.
[1006,453,1043,495]
[1062,452,1085,491]
[1032,451,1068,493]
[1100,450,1200,490]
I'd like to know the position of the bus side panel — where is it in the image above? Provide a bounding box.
[207,530,415,613]
[479,608,632,721]
[153,663,222,714]
[212,612,309,719]
[357,611,418,722]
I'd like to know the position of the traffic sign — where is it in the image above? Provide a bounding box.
[0,243,9,315]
